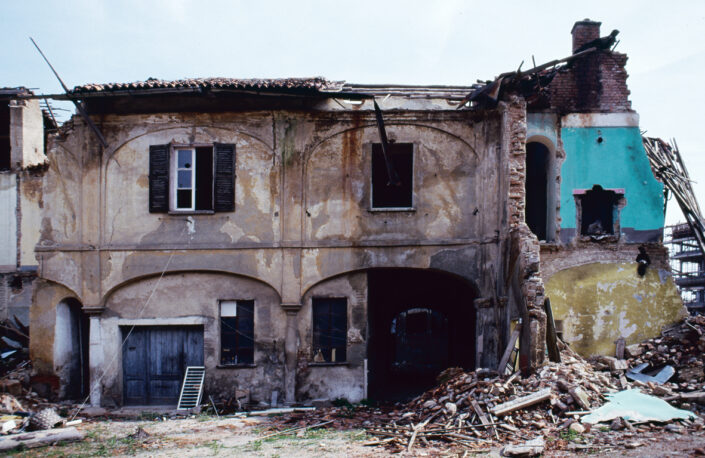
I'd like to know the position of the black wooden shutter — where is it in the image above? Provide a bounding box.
[149,144,170,213]
[213,143,236,212]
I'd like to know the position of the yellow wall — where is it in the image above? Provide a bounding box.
[546,262,686,356]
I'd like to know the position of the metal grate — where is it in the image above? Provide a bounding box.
[177,366,205,410]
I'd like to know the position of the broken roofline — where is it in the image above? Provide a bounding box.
[20,84,475,102]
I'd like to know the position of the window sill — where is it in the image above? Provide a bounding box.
[217,364,257,369]
[168,210,216,215]
[368,207,416,213]
[578,235,620,243]
[307,362,349,367]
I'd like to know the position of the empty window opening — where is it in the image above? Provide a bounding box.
[0,103,10,171]
[173,146,213,211]
[577,185,622,236]
[312,297,347,363]
[220,300,254,365]
[371,143,413,208]
[525,142,549,240]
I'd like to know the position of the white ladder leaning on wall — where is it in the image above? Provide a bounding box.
[177,366,206,411]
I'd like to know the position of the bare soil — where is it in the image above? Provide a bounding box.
[3,412,705,457]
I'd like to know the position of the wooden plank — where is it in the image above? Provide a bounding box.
[497,323,521,374]
[491,388,552,416]
[0,427,83,452]
[544,299,561,363]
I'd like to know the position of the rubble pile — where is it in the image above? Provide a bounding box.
[624,315,705,387]
[0,316,29,379]
[363,351,616,451]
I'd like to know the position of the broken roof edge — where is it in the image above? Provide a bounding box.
[0,87,34,97]
[23,78,477,102]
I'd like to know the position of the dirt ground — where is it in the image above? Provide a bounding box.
[3,411,705,457]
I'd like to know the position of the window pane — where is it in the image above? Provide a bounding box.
[177,189,192,209]
[177,170,192,188]
[312,298,347,362]
[178,150,192,168]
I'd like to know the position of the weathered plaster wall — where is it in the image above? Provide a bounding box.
[560,126,664,242]
[296,272,367,403]
[97,272,285,407]
[0,173,17,269]
[546,261,685,356]
[19,171,43,268]
[34,100,518,404]
[9,99,45,169]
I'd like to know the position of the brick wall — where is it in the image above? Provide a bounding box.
[548,51,631,113]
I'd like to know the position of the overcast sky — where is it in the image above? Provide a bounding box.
[2,0,703,225]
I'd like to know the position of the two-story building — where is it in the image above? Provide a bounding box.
[29,20,684,407]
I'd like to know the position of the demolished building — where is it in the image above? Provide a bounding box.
[0,88,51,326]
[27,19,685,407]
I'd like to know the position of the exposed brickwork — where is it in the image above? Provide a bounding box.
[548,51,631,113]
[502,97,547,371]
[539,242,669,282]
[571,20,601,53]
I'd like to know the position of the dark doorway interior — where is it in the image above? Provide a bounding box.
[367,269,476,401]
[122,326,204,405]
[525,142,549,240]
[63,298,90,400]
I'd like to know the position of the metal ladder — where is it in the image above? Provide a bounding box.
[177,366,205,410]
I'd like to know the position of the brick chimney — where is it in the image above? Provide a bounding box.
[571,19,601,53]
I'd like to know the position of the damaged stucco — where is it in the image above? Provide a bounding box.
[33,94,519,406]
[547,261,685,356]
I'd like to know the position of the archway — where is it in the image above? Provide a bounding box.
[526,141,550,241]
[367,269,476,401]
[54,298,89,400]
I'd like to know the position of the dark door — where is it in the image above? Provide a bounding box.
[122,326,204,405]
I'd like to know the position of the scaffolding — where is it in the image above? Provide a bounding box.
[665,223,705,313]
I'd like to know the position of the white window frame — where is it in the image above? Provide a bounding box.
[171,147,196,211]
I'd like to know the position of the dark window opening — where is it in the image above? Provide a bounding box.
[372,143,413,208]
[525,142,549,240]
[0,103,10,171]
[195,147,213,211]
[578,185,620,236]
[220,300,254,365]
[312,297,347,363]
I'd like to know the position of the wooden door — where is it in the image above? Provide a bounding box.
[122,326,204,405]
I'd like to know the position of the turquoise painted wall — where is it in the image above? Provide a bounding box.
[560,126,664,231]
[527,113,558,145]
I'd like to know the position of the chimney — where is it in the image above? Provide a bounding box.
[571,19,601,53]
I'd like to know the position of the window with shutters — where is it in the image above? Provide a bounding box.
[149,143,235,213]
[312,298,347,363]
[220,300,254,365]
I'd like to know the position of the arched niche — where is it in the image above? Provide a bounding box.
[54,297,89,400]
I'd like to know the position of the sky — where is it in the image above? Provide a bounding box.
[2,0,704,225]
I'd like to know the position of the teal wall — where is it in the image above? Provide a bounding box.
[560,126,664,232]
[527,113,558,146]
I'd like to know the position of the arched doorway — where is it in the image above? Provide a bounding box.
[367,269,476,401]
[54,298,89,400]
[526,141,550,241]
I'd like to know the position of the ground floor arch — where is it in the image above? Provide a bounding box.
[367,268,477,401]
[54,298,89,400]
